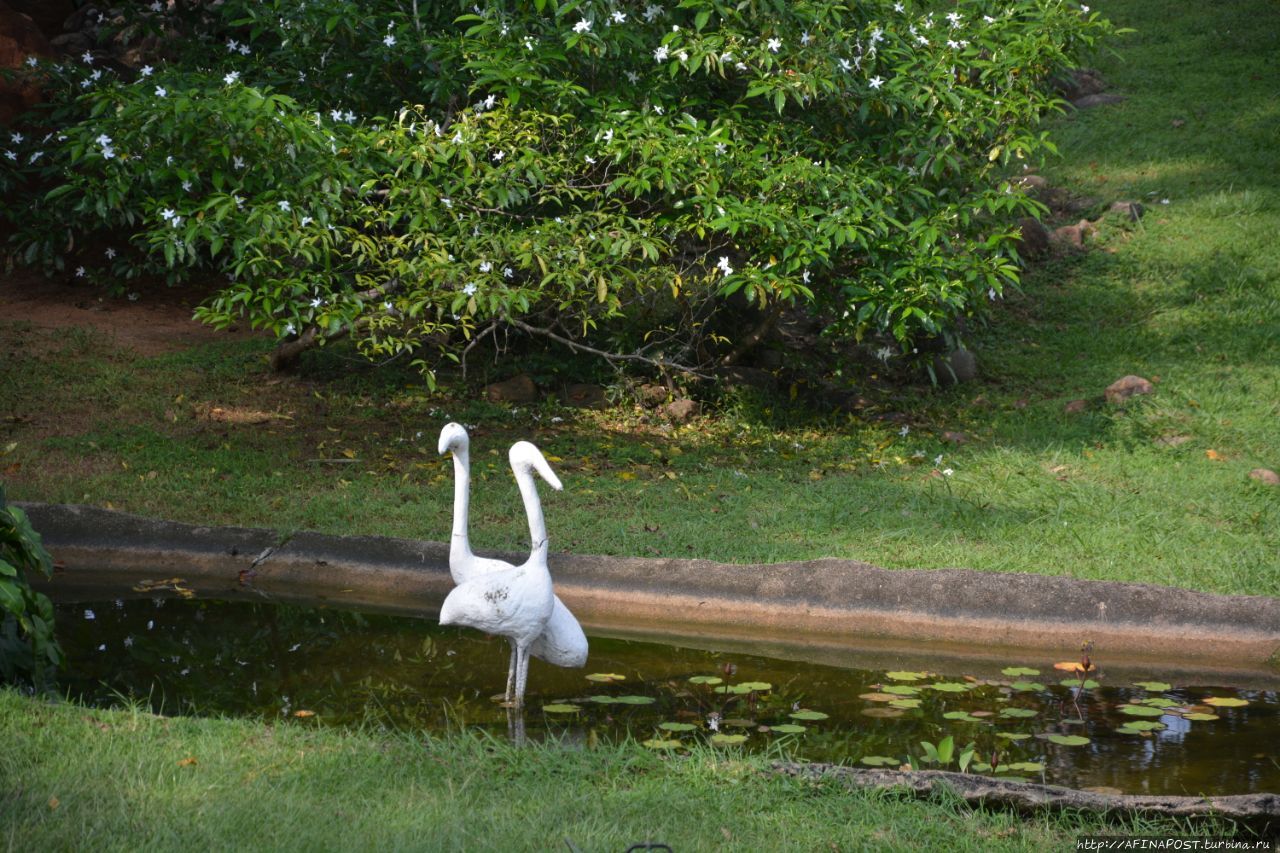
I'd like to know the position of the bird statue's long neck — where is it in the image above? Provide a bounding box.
[449,446,475,564]
[514,464,550,564]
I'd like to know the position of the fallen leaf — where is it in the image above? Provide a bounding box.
[48,797,59,810]
[1053,661,1096,673]
[177,757,198,767]
[1205,449,1224,461]
[293,710,316,718]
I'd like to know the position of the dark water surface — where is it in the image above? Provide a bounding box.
[53,597,1278,796]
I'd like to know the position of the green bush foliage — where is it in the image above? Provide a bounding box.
[1,0,1113,380]
[0,488,63,688]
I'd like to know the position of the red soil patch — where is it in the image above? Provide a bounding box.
[0,268,261,356]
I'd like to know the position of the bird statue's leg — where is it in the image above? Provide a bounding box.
[505,641,518,704]
[513,644,531,709]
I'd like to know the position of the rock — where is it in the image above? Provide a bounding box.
[484,374,538,404]
[715,365,777,395]
[931,349,977,385]
[558,383,607,410]
[0,1,52,124]
[941,431,969,445]
[1248,468,1279,486]
[1072,93,1127,109]
[1014,217,1051,258]
[1105,375,1154,405]
[637,383,669,407]
[6,0,73,40]
[1063,399,1089,415]
[1053,67,1107,100]
[1109,201,1145,222]
[1012,174,1049,192]
[1051,219,1096,250]
[662,398,699,423]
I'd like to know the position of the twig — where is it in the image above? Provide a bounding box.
[506,318,712,378]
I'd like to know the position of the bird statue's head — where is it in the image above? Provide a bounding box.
[509,440,563,491]
[438,422,469,457]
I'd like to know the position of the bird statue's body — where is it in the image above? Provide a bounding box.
[437,426,587,705]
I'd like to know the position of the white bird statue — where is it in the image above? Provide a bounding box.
[437,427,587,706]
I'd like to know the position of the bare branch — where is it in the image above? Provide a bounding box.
[506,318,712,379]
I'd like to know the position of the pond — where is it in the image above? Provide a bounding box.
[54,596,1278,797]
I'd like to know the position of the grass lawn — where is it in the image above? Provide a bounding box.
[0,690,1242,851]
[1,0,1278,848]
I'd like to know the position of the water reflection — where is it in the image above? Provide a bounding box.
[50,598,1279,797]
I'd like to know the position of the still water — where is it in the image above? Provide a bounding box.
[55,597,1278,796]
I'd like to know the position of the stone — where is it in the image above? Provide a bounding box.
[1248,468,1279,486]
[0,1,52,124]
[637,383,669,407]
[1053,67,1107,100]
[558,383,606,410]
[1109,201,1145,222]
[6,0,73,39]
[483,374,538,404]
[1051,219,1096,250]
[1072,93,1127,109]
[931,349,977,385]
[1014,217,1051,258]
[1012,174,1049,191]
[1154,435,1191,448]
[662,398,699,423]
[1105,375,1154,405]
[1063,399,1089,415]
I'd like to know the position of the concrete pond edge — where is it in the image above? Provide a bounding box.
[770,763,1278,832]
[21,502,1280,681]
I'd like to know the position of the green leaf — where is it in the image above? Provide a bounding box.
[542,704,581,713]
[789,710,829,721]
[1133,681,1172,692]
[859,755,899,767]
[658,722,698,732]
[1044,734,1090,746]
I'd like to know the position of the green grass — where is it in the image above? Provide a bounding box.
[0,690,1242,851]
[2,0,1278,596]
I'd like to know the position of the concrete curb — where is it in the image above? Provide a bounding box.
[771,763,1279,832]
[22,503,1280,682]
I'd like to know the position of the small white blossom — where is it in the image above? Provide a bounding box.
[160,208,176,221]
[301,215,313,227]
[181,180,191,191]
[644,4,663,22]
[503,266,514,279]
[284,323,296,335]
[612,11,626,24]
[654,45,669,62]
[479,261,492,273]
[383,34,396,47]
[894,2,905,11]
[625,70,639,84]
[82,51,94,64]
[25,56,38,67]
[767,37,782,53]
[310,297,323,308]
[278,200,291,211]
[239,44,251,56]
[492,149,505,161]
[140,65,153,77]
[224,71,239,85]
[899,425,910,437]
[84,609,96,620]
[716,256,733,276]
[942,468,954,477]
[876,346,893,362]
[227,39,240,52]
[934,454,944,466]
[869,75,884,89]
[233,155,245,169]
[2,149,14,161]
[714,141,727,155]
[801,31,811,46]
[463,282,478,296]
[105,247,116,259]
[155,86,167,97]
[127,292,140,302]
[573,19,592,34]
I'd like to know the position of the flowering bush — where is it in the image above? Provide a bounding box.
[0,0,1113,381]
[0,488,62,689]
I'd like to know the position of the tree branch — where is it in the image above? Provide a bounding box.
[506,318,712,379]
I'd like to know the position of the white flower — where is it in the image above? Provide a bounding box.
[492,150,505,161]
[2,149,14,161]
[150,0,162,10]
[802,269,811,283]
[942,468,954,477]
[301,215,313,227]
[838,58,852,72]
[767,37,781,53]
[96,133,112,147]
[330,108,343,121]
[75,266,86,277]
[284,323,296,335]
[894,2,905,11]
[181,180,191,191]
[947,11,963,26]
[28,150,42,163]
[155,86,167,97]
[224,71,239,85]
[25,56,38,67]
[233,156,245,169]
[227,39,240,52]
[869,76,884,89]
[383,34,396,47]
[105,247,116,259]
[625,70,639,84]
[483,94,496,110]
[644,4,663,22]
[677,50,688,61]
[147,620,154,630]
[140,65,153,76]
[1081,5,1090,12]
[479,261,492,272]
[310,297,323,308]
[714,141,727,155]
[716,256,733,276]
[989,287,997,300]
[654,44,669,62]
[933,454,943,466]
[384,301,394,311]
[871,27,885,44]
[344,110,355,123]
[503,266,514,279]
[278,200,291,211]
[160,208,176,221]
[82,51,93,64]
[463,282,478,296]
[441,197,452,208]
[875,346,893,362]
[602,128,614,143]
[170,215,182,228]
[612,11,626,24]
[451,130,464,144]
[127,292,139,302]
[984,15,996,23]
[898,425,910,436]
[84,609,96,620]
[573,19,591,34]
[801,31,811,45]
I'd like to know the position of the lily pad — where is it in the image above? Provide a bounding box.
[587,695,618,704]
[1009,681,1045,692]
[942,711,982,722]
[861,707,904,719]
[586,673,626,683]
[928,682,971,693]
[542,704,582,714]
[1045,734,1091,746]
[1203,697,1248,708]
[1138,697,1179,708]
[1116,720,1164,732]
[1001,667,1041,677]
[885,671,927,681]
[888,699,922,710]
[769,724,806,734]
[859,693,899,703]
[996,732,1032,741]
[790,709,830,721]
[1059,678,1101,689]
[999,708,1038,719]
[1133,681,1172,692]
[1116,725,1152,736]
[715,681,772,695]
[658,721,698,732]
[1118,705,1165,717]
[859,755,899,767]
[1006,761,1045,772]
[687,675,723,685]
[614,695,656,705]
[642,738,683,750]
[882,685,921,696]
[1181,712,1220,721]
[710,733,748,746]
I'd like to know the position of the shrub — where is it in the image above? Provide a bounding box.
[0,0,1115,381]
[0,487,63,689]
